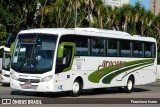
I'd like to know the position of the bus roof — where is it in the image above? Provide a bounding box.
[19,28,156,43]
[19,28,74,35]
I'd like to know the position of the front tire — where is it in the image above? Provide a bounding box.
[124,77,134,93]
[70,79,81,97]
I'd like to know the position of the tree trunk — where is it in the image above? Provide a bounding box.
[100,16,103,29]
[124,18,128,32]
[40,0,48,28]
[141,20,144,36]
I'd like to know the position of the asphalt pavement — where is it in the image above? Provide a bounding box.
[0,80,160,107]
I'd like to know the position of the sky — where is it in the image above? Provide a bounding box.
[130,0,150,10]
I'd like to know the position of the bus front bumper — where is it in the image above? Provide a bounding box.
[1,71,10,83]
[10,78,55,92]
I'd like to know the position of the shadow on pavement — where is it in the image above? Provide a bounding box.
[10,87,150,98]
[1,83,10,87]
[10,90,70,98]
[132,88,150,92]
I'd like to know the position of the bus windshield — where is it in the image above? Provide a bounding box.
[2,51,10,71]
[11,34,57,74]
[5,30,20,48]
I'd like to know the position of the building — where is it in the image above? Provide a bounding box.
[103,0,129,8]
[150,0,160,15]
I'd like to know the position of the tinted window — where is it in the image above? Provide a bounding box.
[11,34,57,74]
[91,38,104,56]
[75,36,89,56]
[107,39,118,57]
[5,30,20,47]
[133,41,143,57]
[145,42,152,58]
[120,40,131,57]
[59,35,75,43]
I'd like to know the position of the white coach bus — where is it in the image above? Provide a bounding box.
[10,28,157,96]
[1,30,20,84]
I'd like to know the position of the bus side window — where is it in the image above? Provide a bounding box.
[62,46,72,65]
[120,40,131,57]
[75,36,89,56]
[91,38,104,56]
[133,41,143,57]
[107,39,118,57]
[144,42,152,58]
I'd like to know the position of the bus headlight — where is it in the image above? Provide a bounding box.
[41,75,53,82]
[11,74,17,80]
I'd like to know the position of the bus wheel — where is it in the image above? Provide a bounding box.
[124,77,134,93]
[71,79,81,97]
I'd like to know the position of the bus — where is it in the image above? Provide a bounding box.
[10,28,157,96]
[1,30,20,84]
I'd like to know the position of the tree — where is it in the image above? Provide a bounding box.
[133,2,142,34]
[0,24,7,46]
[94,0,106,28]
[121,4,133,32]
[0,0,38,30]
[105,5,115,29]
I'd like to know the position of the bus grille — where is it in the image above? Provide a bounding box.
[18,78,40,83]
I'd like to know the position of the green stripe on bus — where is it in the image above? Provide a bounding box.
[88,59,154,83]
[120,64,154,81]
[102,61,154,84]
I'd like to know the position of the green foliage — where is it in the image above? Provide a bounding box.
[0,24,7,46]
[0,0,160,50]
[0,24,7,57]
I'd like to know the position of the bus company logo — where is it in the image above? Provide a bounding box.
[98,60,126,71]
[2,99,11,104]
[1,99,42,105]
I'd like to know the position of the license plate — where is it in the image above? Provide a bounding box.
[24,82,32,86]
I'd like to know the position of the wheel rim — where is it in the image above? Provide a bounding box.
[127,79,133,90]
[73,81,80,93]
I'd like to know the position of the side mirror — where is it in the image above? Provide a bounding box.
[10,42,14,56]
[58,43,64,58]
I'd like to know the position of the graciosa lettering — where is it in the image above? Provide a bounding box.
[98,60,126,71]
